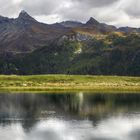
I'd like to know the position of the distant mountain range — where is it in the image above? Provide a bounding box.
[0,10,140,55]
[0,11,140,76]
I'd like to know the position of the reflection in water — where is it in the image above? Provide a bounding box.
[0,93,140,140]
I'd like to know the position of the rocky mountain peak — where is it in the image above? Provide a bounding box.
[86,17,100,26]
[18,10,36,22]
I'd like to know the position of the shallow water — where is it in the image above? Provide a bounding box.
[0,93,140,140]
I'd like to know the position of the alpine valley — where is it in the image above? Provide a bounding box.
[0,10,140,76]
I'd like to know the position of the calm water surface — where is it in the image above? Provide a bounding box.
[0,92,140,140]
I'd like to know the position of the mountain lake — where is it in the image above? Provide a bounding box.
[0,92,140,140]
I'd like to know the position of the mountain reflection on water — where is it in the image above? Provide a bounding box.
[0,93,140,140]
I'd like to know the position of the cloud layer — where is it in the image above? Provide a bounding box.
[0,0,140,27]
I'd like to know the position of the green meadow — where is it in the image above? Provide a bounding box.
[0,75,139,93]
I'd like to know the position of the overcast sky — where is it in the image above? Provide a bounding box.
[0,0,140,27]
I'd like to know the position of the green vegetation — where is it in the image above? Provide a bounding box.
[68,33,140,75]
[0,75,140,93]
[0,33,140,76]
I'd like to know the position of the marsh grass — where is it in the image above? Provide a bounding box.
[0,75,140,93]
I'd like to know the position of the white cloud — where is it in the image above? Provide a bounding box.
[35,14,62,24]
[12,0,23,4]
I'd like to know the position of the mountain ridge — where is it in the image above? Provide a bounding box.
[0,10,139,55]
[0,11,139,76]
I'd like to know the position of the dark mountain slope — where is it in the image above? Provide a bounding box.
[60,21,83,28]
[0,12,139,55]
[0,11,69,54]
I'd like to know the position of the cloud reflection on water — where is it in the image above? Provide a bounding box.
[0,115,140,140]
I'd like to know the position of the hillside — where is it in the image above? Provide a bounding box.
[0,11,140,76]
[0,10,68,54]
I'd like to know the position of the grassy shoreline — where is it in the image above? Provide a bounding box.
[0,75,140,93]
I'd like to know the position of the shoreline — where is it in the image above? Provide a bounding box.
[0,75,140,93]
